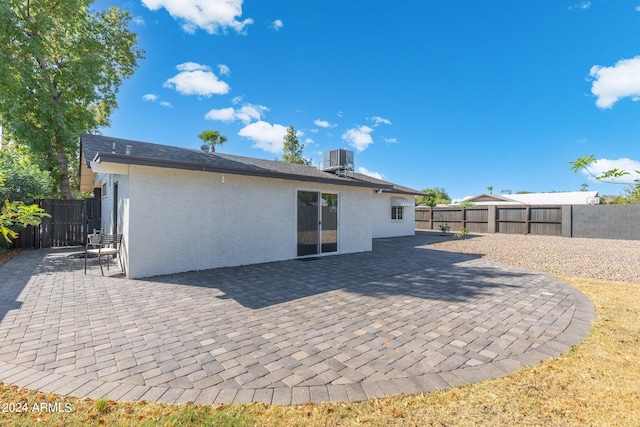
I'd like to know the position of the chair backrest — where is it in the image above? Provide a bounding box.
[87,233,102,245]
[100,234,123,248]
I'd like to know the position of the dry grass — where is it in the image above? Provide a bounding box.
[1,276,638,426]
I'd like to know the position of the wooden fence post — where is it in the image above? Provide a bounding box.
[488,206,496,233]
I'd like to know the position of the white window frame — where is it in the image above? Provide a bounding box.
[391,206,404,222]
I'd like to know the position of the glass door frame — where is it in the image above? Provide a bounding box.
[296,190,339,257]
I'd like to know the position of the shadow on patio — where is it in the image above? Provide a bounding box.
[141,233,533,309]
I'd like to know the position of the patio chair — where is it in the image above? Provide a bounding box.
[84,233,123,276]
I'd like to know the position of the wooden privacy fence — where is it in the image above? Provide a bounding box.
[418,207,490,233]
[496,206,562,236]
[11,199,101,249]
[416,205,564,236]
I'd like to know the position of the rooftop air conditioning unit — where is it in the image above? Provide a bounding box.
[321,149,354,176]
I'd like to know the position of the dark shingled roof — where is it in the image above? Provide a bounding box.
[80,134,422,195]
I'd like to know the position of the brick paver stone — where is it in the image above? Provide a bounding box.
[0,234,594,405]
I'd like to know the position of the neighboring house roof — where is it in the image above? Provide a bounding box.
[80,134,422,196]
[458,191,600,205]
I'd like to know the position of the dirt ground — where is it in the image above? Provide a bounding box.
[0,248,20,268]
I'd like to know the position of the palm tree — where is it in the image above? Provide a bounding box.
[198,130,227,153]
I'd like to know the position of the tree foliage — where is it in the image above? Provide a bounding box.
[570,154,640,204]
[0,145,53,204]
[570,155,639,184]
[282,126,311,165]
[0,173,49,244]
[198,130,227,153]
[0,0,143,199]
[625,185,640,204]
[416,187,451,207]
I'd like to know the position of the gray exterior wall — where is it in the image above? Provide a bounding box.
[571,204,640,240]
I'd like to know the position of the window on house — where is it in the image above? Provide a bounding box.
[391,206,404,221]
[102,183,107,198]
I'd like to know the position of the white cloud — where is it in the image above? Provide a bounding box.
[143,94,159,102]
[568,2,590,10]
[217,64,231,76]
[304,138,314,144]
[337,111,344,118]
[342,125,374,152]
[141,0,253,34]
[590,56,640,109]
[636,6,640,12]
[384,137,398,143]
[581,158,640,183]
[164,62,230,96]
[231,95,244,104]
[205,107,236,121]
[314,119,336,128]
[238,120,288,153]
[143,93,171,106]
[357,167,384,180]
[270,19,283,31]
[176,62,207,71]
[133,16,146,26]
[237,104,269,123]
[370,116,391,126]
[205,103,268,124]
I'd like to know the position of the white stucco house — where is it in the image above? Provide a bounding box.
[79,134,422,278]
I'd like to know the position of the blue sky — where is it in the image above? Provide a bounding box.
[94,0,640,201]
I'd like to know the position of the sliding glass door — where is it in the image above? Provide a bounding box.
[297,191,319,256]
[320,193,338,253]
[297,191,338,256]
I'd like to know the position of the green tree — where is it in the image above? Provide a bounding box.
[570,155,639,184]
[0,145,53,204]
[625,184,640,204]
[0,1,143,199]
[416,187,451,207]
[458,201,476,208]
[0,173,49,244]
[570,154,640,203]
[486,185,493,194]
[198,130,227,153]
[282,126,311,165]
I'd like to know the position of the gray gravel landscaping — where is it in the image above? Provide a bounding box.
[429,232,640,284]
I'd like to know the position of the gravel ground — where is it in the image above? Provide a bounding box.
[428,232,640,284]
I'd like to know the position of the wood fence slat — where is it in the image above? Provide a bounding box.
[416,205,562,236]
[10,199,101,249]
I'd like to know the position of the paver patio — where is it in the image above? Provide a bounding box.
[0,233,594,405]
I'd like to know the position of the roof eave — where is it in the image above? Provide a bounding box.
[93,152,390,190]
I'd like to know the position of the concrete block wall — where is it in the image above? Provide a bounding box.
[571,204,640,240]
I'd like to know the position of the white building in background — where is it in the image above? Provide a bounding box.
[457,191,600,206]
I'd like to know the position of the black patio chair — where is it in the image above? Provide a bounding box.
[84,233,123,276]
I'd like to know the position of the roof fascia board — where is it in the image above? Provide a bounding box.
[90,160,129,175]
[93,152,389,190]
